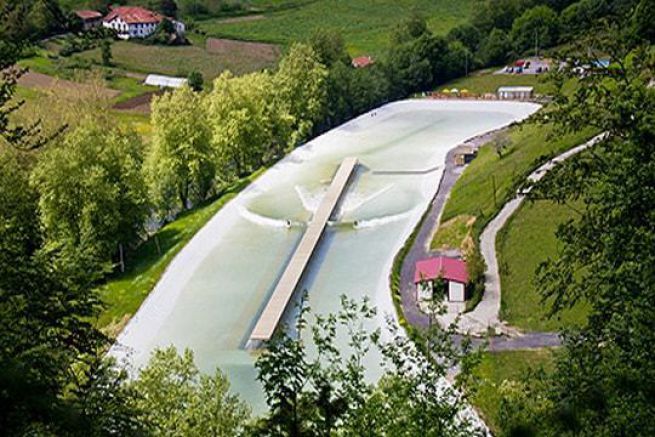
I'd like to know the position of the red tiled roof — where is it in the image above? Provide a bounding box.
[352,56,374,68]
[75,10,103,20]
[414,256,469,284]
[104,6,163,24]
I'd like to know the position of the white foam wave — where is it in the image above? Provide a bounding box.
[239,207,301,228]
[353,210,414,229]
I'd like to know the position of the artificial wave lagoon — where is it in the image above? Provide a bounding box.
[111,99,540,411]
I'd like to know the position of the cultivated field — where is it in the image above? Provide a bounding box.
[78,40,280,79]
[198,0,475,55]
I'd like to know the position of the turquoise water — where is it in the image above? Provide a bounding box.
[112,100,539,411]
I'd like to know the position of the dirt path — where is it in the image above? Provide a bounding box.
[206,38,280,59]
[212,14,265,24]
[458,133,606,335]
[398,123,605,348]
[18,71,121,99]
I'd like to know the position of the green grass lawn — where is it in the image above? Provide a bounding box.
[430,214,474,251]
[439,122,595,234]
[97,169,265,337]
[198,0,475,55]
[496,200,589,331]
[439,70,554,95]
[77,40,279,80]
[470,349,556,435]
[105,75,157,103]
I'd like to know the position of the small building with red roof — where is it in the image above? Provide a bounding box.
[102,6,185,40]
[74,10,103,31]
[414,256,469,302]
[352,56,374,68]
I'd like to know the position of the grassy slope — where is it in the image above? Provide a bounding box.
[199,0,475,55]
[431,121,594,312]
[98,169,265,337]
[497,200,589,331]
[439,69,555,95]
[440,122,594,231]
[471,349,556,435]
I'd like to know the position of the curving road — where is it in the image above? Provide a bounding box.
[398,128,606,349]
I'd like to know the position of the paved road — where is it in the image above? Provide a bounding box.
[460,133,607,335]
[398,129,606,348]
[398,129,505,330]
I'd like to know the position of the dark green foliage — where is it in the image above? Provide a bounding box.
[479,28,512,66]
[0,0,67,42]
[630,0,655,43]
[500,41,655,435]
[101,38,112,66]
[144,18,186,45]
[187,70,204,91]
[157,0,178,17]
[391,13,430,45]
[308,28,350,67]
[447,23,482,52]
[471,0,535,33]
[510,5,559,54]
[254,295,484,436]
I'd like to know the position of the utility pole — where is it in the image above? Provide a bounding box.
[465,50,469,76]
[534,29,539,58]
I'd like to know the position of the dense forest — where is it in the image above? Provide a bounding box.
[1,0,654,434]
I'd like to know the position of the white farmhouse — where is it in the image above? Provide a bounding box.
[102,6,185,40]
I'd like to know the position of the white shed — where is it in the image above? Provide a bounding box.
[414,256,469,303]
[497,86,534,100]
[144,74,188,89]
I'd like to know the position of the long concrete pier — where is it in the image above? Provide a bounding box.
[249,157,358,343]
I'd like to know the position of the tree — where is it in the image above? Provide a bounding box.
[391,13,429,45]
[131,347,250,436]
[447,23,482,52]
[0,149,141,434]
[1,0,67,43]
[31,121,149,280]
[386,38,433,97]
[492,131,512,157]
[630,0,655,43]
[187,70,203,91]
[101,39,112,66]
[158,0,178,18]
[148,85,213,217]
[443,40,472,80]
[510,5,559,54]
[273,43,328,144]
[0,20,141,436]
[254,295,484,435]
[308,28,349,67]
[479,28,511,66]
[206,71,289,178]
[501,44,655,435]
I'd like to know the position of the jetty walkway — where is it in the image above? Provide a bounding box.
[249,157,359,343]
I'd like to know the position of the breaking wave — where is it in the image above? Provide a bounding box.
[239,207,302,228]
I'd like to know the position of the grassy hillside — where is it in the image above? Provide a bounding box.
[497,200,589,331]
[471,349,556,435]
[438,123,595,231]
[199,0,476,55]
